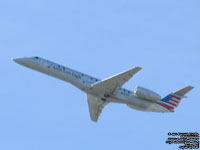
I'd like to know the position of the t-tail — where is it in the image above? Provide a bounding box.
[156,86,194,112]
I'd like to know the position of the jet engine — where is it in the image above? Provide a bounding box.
[134,86,161,102]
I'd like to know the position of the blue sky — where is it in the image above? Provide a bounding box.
[0,0,199,150]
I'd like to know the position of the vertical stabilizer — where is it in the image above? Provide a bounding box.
[156,86,194,111]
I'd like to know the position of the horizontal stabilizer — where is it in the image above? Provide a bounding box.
[173,86,194,97]
[157,86,194,111]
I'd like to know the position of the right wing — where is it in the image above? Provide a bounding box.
[87,94,109,122]
[91,67,142,95]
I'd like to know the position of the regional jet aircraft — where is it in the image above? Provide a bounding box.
[13,57,194,122]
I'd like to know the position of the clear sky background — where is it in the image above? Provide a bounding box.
[0,0,199,150]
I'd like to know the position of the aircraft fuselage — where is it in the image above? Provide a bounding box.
[13,57,171,114]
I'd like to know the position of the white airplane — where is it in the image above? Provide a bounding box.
[13,56,194,122]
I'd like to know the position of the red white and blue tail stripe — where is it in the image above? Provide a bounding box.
[156,86,194,112]
[156,94,181,112]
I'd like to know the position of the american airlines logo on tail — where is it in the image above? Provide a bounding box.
[161,95,181,106]
[157,94,181,111]
[156,86,193,112]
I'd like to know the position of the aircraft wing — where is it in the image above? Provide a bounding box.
[87,94,109,122]
[91,67,142,95]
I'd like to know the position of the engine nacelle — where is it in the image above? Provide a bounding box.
[134,86,161,102]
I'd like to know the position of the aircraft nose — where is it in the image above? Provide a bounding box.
[13,57,36,69]
[13,57,32,67]
[13,58,25,64]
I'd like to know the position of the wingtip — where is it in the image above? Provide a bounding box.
[132,66,142,71]
[125,66,142,73]
[185,86,194,92]
[188,86,194,89]
[136,66,142,70]
[91,119,98,123]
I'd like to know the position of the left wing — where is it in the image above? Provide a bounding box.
[91,67,142,95]
[87,94,109,122]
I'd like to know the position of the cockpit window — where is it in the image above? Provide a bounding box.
[34,56,39,59]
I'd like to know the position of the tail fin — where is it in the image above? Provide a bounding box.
[157,86,194,112]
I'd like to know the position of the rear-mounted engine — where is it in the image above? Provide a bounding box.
[134,86,161,102]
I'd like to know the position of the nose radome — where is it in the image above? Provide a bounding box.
[13,58,22,64]
[13,58,18,62]
[12,57,28,65]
